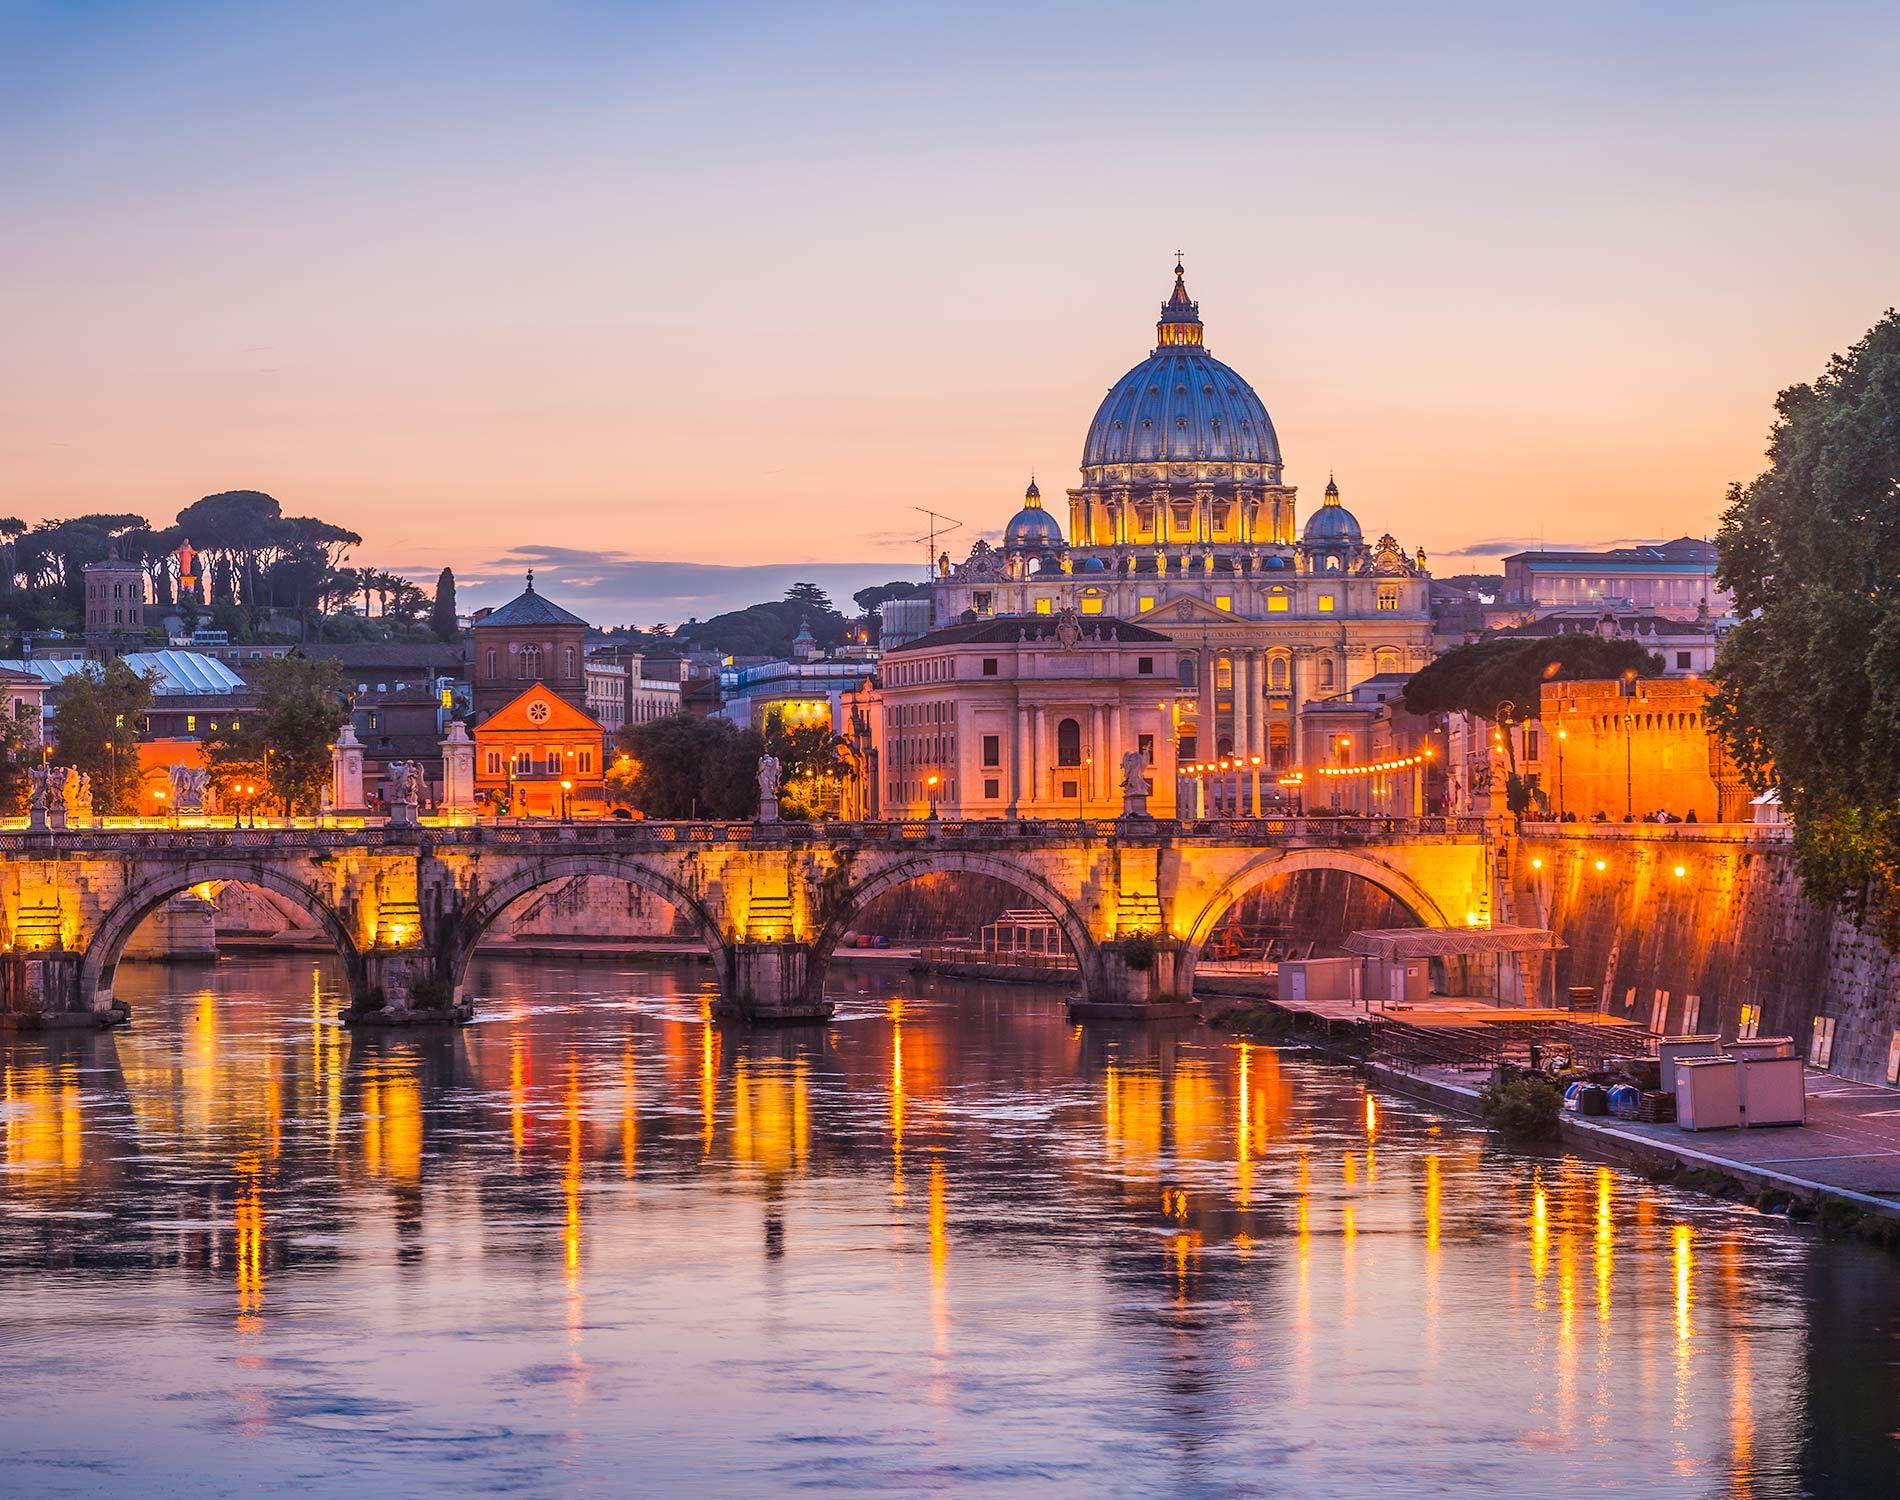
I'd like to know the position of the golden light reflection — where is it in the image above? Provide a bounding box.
[700,1021,718,1156]
[360,1061,421,1183]
[509,1038,528,1161]
[1530,1171,1551,1286]
[890,1012,906,1204]
[1235,1043,1252,1208]
[928,1156,949,1354]
[1594,1167,1615,1326]
[620,1038,638,1179]
[1673,1222,1696,1433]
[563,1057,583,1280]
[233,1152,265,1332]
[1,1059,84,1180]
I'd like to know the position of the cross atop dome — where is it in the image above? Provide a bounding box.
[1156,254,1203,349]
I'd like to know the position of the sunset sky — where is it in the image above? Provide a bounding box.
[4,1,1897,621]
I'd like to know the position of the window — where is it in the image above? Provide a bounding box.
[1268,655,1289,690]
[515,750,533,775]
[1137,656,1153,674]
[1326,556,1340,572]
[1318,593,1336,612]
[1178,655,1198,691]
[1035,599,1052,615]
[1216,658,1232,690]
[545,749,563,774]
[984,778,1000,800]
[186,714,196,732]
[1318,660,1335,690]
[1738,1003,1761,1040]
[578,749,593,773]
[486,750,503,774]
[982,734,1001,767]
[973,591,993,615]
[1060,780,1077,799]
[982,658,998,677]
[1214,594,1232,612]
[367,712,379,731]
[1138,596,1154,613]
[1079,596,1104,615]
[1138,732,1154,762]
[1056,717,1082,766]
[1810,1015,1838,1069]
[1676,651,1692,670]
[1376,586,1399,612]
[1524,728,1540,762]
[1267,591,1289,613]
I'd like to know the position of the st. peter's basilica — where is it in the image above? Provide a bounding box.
[932,261,1433,767]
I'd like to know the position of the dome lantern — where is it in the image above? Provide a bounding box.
[1155,256,1204,350]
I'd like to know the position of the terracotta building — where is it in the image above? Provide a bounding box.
[472,682,607,818]
[1521,677,1750,822]
[469,573,589,723]
[865,611,1178,820]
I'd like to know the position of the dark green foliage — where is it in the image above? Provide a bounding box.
[1710,311,1900,942]
[1118,933,1157,971]
[1209,1004,1294,1041]
[430,567,458,641]
[204,656,348,814]
[761,717,846,820]
[675,583,851,658]
[853,580,930,614]
[615,713,765,820]
[1403,634,1663,723]
[50,660,156,814]
[1478,1074,1563,1140]
[1505,771,1540,816]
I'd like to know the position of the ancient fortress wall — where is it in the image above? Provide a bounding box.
[1511,825,1900,1087]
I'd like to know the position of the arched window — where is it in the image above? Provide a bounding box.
[1318,659,1335,690]
[1374,647,1399,675]
[1268,654,1289,690]
[485,649,497,678]
[1178,654,1198,691]
[564,646,577,678]
[521,646,542,681]
[1056,717,1082,767]
[1216,657,1233,691]
[1325,555,1341,572]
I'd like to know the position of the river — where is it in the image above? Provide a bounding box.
[1,954,1895,1498]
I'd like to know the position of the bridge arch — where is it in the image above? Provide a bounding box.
[1178,847,1457,994]
[446,852,731,1002]
[807,850,1097,994]
[82,861,362,1009]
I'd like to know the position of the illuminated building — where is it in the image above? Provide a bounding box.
[865,611,1177,819]
[469,572,589,723]
[1501,538,1731,622]
[934,261,1432,766]
[1523,677,1749,822]
[717,654,878,734]
[472,682,607,818]
[82,549,148,658]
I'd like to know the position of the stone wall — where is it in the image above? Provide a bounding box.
[486,874,693,940]
[1512,824,1900,1088]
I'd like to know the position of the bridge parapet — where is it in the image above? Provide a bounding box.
[0,817,1494,1032]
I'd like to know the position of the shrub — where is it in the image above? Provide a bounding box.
[409,974,456,1011]
[1120,933,1157,971]
[1479,1075,1563,1141]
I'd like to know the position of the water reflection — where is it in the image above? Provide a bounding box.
[0,955,1888,1497]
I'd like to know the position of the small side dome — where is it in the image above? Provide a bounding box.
[1302,472,1363,544]
[1003,474,1065,551]
[1080,556,1108,573]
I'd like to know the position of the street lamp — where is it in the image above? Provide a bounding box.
[560,778,573,822]
[925,772,940,820]
[1249,753,1262,819]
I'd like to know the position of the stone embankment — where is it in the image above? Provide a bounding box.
[1511,823,1900,1090]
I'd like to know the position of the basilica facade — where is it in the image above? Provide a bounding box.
[932,263,1433,769]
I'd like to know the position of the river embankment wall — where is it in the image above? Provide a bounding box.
[1511,824,1899,1088]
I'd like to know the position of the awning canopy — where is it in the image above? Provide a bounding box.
[1343,925,1565,960]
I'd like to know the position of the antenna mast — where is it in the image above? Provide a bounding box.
[913,507,962,582]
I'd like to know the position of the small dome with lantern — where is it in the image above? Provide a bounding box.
[1002,476,1065,552]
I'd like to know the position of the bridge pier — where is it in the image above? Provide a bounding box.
[710,941,834,1024]
[341,947,474,1027]
[1068,938,1199,1021]
[1,950,124,1031]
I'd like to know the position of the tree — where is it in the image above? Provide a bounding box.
[1403,635,1663,726]
[51,660,156,815]
[204,656,348,816]
[762,717,846,820]
[1710,310,1900,941]
[613,713,764,819]
[852,580,930,615]
[431,567,459,641]
[0,699,38,814]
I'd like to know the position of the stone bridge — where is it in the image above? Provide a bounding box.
[0,816,1494,1027]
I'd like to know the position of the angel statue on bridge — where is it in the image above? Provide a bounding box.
[1120,747,1152,819]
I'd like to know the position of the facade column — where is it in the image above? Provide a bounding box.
[1011,704,1030,816]
[1029,707,1045,815]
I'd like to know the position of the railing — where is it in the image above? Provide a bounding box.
[0,813,1490,857]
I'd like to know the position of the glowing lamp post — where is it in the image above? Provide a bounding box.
[560,778,573,823]
[925,772,940,820]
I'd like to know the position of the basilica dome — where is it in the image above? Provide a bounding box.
[1002,478,1064,550]
[1302,476,1363,543]
[1081,264,1282,472]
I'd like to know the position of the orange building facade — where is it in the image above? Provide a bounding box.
[1524,677,1750,823]
[471,683,606,818]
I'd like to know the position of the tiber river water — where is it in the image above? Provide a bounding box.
[1,954,1897,1499]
